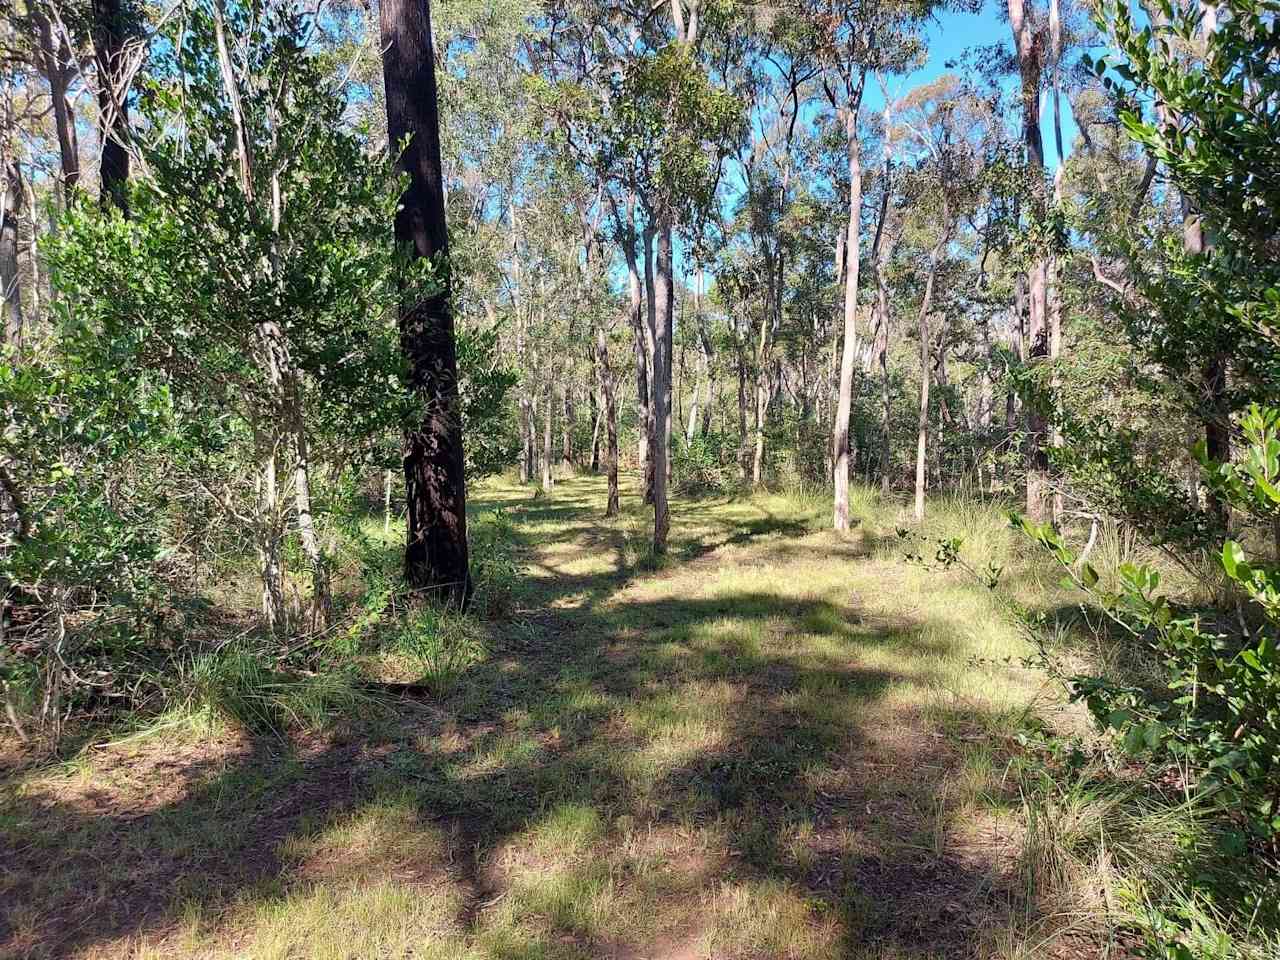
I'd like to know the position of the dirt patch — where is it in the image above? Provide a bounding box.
[0,729,373,959]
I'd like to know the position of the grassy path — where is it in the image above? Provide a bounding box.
[2,474,1068,960]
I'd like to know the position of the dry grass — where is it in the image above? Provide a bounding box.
[1,472,1158,960]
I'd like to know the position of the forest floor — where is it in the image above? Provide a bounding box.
[1,473,1105,960]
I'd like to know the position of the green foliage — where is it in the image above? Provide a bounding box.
[468,508,520,618]
[1067,0,1280,555]
[672,431,740,495]
[1019,408,1280,846]
[605,43,745,230]
[390,607,485,695]
[456,327,520,480]
[182,644,368,735]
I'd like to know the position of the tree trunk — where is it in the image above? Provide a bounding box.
[612,191,651,500]
[36,12,80,196]
[542,382,554,492]
[643,221,660,504]
[1049,0,1065,523]
[589,384,601,473]
[1176,6,1230,499]
[832,102,863,531]
[596,322,620,516]
[288,387,332,628]
[384,469,394,533]
[752,299,772,486]
[15,167,39,327]
[1,163,23,346]
[1008,0,1050,521]
[876,268,892,496]
[92,0,131,213]
[736,326,750,478]
[519,396,532,483]
[254,420,287,632]
[212,2,289,628]
[913,242,945,521]
[561,387,574,468]
[270,158,331,627]
[686,358,700,445]
[380,0,471,603]
[651,213,674,553]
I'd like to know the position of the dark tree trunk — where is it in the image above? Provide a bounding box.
[641,221,659,505]
[542,382,554,492]
[92,0,130,213]
[589,382,601,473]
[380,0,471,603]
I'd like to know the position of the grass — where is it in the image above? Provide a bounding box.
[1,472,1264,959]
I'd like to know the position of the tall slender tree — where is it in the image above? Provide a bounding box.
[380,0,472,603]
[1007,0,1050,520]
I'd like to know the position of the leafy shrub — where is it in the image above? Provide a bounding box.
[1022,406,1280,845]
[672,431,739,495]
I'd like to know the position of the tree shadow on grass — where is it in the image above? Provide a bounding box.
[2,479,1034,959]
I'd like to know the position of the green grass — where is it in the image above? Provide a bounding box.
[3,472,1263,959]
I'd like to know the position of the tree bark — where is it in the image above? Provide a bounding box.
[15,167,39,327]
[36,11,80,196]
[380,0,471,603]
[913,242,945,521]
[1008,0,1050,521]
[641,219,661,506]
[519,396,533,482]
[832,101,864,531]
[736,319,750,478]
[1,162,25,346]
[612,191,651,500]
[596,321,620,516]
[651,213,674,553]
[541,381,554,492]
[212,1,289,629]
[561,387,574,468]
[589,383,601,472]
[92,0,131,213]
[752,303,772,486]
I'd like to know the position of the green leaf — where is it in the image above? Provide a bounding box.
[1222,540,1246,578]
[1080,562,1100,588]
[1123,724,1147,754]
[1144,721,1165,749]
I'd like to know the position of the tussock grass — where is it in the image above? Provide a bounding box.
[178,643,371,736]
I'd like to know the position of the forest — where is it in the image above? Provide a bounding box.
[2,0,1279,956]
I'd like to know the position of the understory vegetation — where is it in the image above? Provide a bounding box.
[3,0,1279,956]
[5,473,1269,960]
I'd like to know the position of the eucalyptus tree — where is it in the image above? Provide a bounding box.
[536,0,742,551]
[792,0,936,531]
[611,9,741,551]
[890,75,985,519]
[381,0,472,603]
[92,0,140,211]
